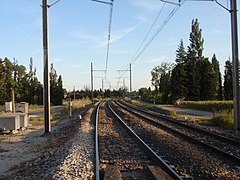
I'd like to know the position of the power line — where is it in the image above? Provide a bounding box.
[131,1,185,65]
[129,2,167,65]
[116,1,185,89]
[105,0,114,73]
[49,0,62,7]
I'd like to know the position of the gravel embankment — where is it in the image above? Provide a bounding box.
[2,105,96,180]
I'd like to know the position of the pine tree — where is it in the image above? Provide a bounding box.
[211,54,223,100]
[170,40,187,102]
[50,63,58,105]
[224,59,233,100]
[185,19,204,100]
[0,58,6,104]
[4,58,14,102]
[56,75,64,105]
[199,58,215,100]
[176,39,186,64]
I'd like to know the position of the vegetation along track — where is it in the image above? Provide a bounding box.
[95,101,181,180]
[112,100,240,179]
[117,100,240,163]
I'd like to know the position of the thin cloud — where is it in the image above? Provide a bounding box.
[137,57,167,64]
[71,31,96,41]
[97,23,142,48]
[130,0,163,12]
[207,29,222,35]
[54,58,64,62]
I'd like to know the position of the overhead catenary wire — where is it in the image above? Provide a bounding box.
[129,2,167,65]
[131,2,185,65]
[48,0,62,7]
[116,1,185,89]
[105,0,114,80]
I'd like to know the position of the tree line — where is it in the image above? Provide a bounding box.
[0,57,64,105]
[139,19,233,104]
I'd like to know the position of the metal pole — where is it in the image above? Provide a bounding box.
[12,89,15,113]
[42,0,51,133]
[231,0,240,130]
[91,62,94,103]
[102,79,104,91]
[73,86,76,101]
[130,63,132,98]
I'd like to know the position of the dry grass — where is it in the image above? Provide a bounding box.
[72,98,91,110]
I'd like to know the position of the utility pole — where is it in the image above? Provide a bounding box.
[73,86,76,101]
[102,79,104,91]
[230,0,240,130]
[117,64,133,99]
[12,89,15,113]
[42,0,51,133]
[129,63,132,96]
[91,62,94,103]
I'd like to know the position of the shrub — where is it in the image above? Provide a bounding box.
[212,109,234,129]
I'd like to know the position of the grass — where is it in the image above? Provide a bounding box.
[130,100,234,129]
[211,109,234,129]
[72,98,91,110]
[29,98,91,126]
[131,100,172,116]
[179,100,233,112]
[29,107,68,126]
[0,105,4,113]
[29,104,44,110]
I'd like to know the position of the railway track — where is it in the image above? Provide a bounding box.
[94,101,182,180]
[116,100,240,163]
[111,100,240,179]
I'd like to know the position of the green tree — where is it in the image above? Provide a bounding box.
[199,58,215,100]
[4,58,14,102]
[151,62,173,103]
[50,63,58,105]
[224,59,233,100]
[211,54,223,100]
[56,75,64,105]
[50,63,64,105]
[185,19,204,100]
[170,40,187,102]
[0,58,7,104]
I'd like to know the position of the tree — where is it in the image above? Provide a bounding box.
[50,63,64,105]
[151,62,173,103]
[0,58,6,104]
[211,54,223,100]
[224,59,233,100]
[199,58,215,100]
[56,75,64,105]
[139,87,152,102]
[4,58,14,102]
[185,19,204,100]
[50,63,58,105]
[170,40,187,102]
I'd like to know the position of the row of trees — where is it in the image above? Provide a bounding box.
[141,19,233,104]
[0,57,64,105]
[67,87,128,100]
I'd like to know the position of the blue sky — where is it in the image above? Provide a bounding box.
[0,0,238,91]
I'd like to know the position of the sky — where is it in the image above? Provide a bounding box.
[0,0,238,92]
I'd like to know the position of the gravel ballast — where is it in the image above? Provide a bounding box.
[1,105,95,180]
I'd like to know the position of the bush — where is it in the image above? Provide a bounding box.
[212,109,234,129]
[179,100,233,112]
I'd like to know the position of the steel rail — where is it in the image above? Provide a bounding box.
[107,101,182,180]
[95,102,101,180]
[119,100,240,148]
[116,101,240,164]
